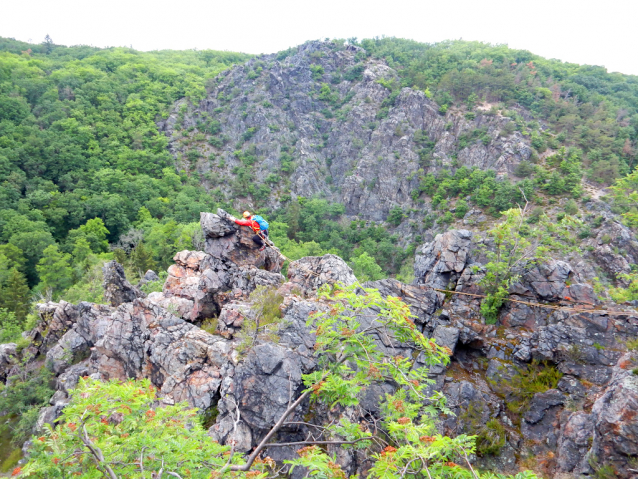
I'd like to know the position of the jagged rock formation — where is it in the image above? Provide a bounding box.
[102,261,146,307]
[3,210,638,477]
[158,41,534,222]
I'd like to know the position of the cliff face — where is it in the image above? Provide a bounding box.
[4,211,638,478]
[158,41,533,221]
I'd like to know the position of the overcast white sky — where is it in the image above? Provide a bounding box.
[2,0,637,75]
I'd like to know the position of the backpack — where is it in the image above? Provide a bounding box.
[252,215,269,231]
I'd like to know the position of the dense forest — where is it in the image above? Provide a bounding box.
[0,35,637,345]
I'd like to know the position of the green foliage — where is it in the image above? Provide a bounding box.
[287,284,537,479]
[140,271,168,295]
[476,419,507,456]
[455,199,469,219]
[0,267,30,321]
[23,377,261,478]
[609,272,638,303]
[477,207,575,323]
[36,244,74,297]
[387,206,405,226]
[0,366,54,446]
[503,360,563,414]
[350,252,384,282]
[310,64,325,80]
[0,308,21,343]
[268,198,408,277]
[0,38,249,300]
[609,166,638,228]
[0,447,22,473]
[235,286,286,356]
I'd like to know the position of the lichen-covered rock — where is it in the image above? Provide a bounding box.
[156,249,283,322]
[102,261,145,307]
[287,254,357,295]
[216,301,251,337]
[201,210,238,238]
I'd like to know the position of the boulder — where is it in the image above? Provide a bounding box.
[287,254,357,295]
[139,269,160,286]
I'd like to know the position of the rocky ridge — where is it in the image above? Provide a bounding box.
[1,211,638,477]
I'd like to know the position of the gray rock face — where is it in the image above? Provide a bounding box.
[158,41,535,224]
[102,261,145,307]
[414,229,473,290]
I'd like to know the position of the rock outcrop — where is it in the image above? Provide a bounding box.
[4,217,638,478]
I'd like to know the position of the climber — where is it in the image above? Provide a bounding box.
[234,211,270,251]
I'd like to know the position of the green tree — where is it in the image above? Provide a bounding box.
[350,251,384,282]
[36,244,74,296]
[129,242,157,278]
[67,218,110,254]
[9,230,55,286]
[0,267,30,321]
[0,243,26,273]
[477,206,574,323]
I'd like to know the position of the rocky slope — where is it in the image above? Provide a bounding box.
[159,41,534,222]
[2,211,638,477]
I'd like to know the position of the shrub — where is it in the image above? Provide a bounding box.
[564,199,578,215]
[23,378,254,478]
[579,227,592,239]
[514,161,535,178]
[504,360,563,414]
[499,121,516,137]
[455,199,469,219]
[476,419,507,456]
[387,206,405,226]
[236,286,286,355]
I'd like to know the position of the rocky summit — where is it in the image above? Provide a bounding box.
[2,210,637,478]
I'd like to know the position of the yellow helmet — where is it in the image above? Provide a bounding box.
[242,211,252,218]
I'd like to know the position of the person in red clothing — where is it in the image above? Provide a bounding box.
[234,211,268,250]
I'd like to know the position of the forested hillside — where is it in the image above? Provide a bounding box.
[0,35,637,342]
[0,37,251,328]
